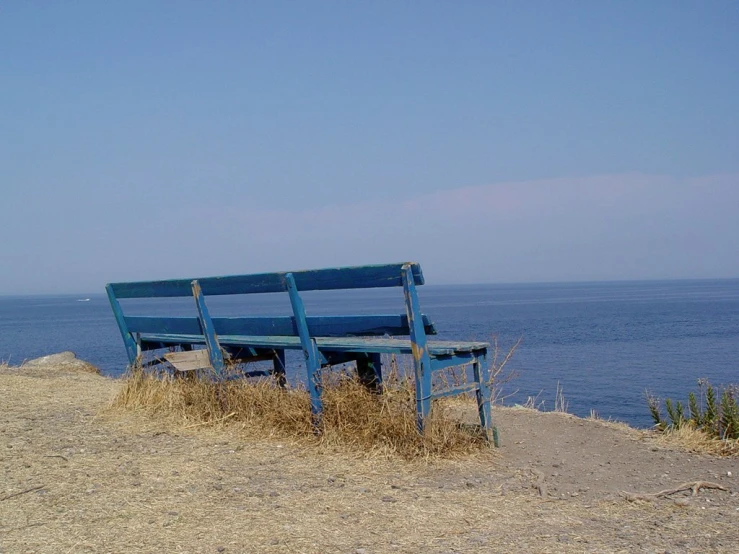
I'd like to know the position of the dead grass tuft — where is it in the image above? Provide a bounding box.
[654,424,739,457]
[111,368,490,460]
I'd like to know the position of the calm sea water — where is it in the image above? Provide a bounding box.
[1,279,737,428]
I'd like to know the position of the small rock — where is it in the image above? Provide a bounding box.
[355,549,367,554]
[217,547,226,553]
[22,352,100,374]
[381,496,397,503]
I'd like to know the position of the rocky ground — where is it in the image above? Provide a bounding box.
[1,359,737,553]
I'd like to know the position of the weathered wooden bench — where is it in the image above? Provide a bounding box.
[106,263,497,444]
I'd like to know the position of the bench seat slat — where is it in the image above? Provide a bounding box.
[139,333,488,357]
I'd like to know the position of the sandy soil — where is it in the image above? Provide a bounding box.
[1,364,738,553]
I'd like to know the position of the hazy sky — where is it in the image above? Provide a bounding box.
[2,2,738,294]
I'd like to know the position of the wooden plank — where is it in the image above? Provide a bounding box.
[138,333,487,356]
[402,263,434,432]
[107,263,424,298]
[472,353,497,446]
[106,284,139,365]
[431,352,476,371]
[164,350,211,371]
[286,272,323,421]
[125,314,437,337]
[191,280,225,374]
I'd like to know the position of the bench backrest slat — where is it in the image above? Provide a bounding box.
[125,314,437,338]
[108,263,424,299]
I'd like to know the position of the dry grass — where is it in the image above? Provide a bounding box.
[655,424,739,457]
[111,367,489,460]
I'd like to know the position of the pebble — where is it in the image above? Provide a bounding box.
[381,496,397,503]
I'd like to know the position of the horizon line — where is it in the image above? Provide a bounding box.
[2,275,738,297]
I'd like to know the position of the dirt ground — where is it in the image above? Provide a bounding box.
[2,364,738,553]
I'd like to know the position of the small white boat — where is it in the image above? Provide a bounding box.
[77,298,91,302]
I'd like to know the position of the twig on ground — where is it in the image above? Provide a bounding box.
[620,481,729,502]
[44,455,69,462]
[530,468,547,497]
[1,484,45,501]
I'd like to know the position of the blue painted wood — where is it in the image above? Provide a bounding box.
[124,314,437,337]
[285,272,323,422]
[107,262,497,445]
[191,280,225,375]
[401,263,434,433]
[138,333,487,357]
[430,352,478,371]
[473,353,497,446]
[105,284,139,365]
[108,263,424,298]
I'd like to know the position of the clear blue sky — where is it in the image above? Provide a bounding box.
[2,1,738,293]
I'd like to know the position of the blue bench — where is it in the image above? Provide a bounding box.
[106,262,497,443]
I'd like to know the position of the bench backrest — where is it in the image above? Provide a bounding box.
[108,263,425,298]
[106,263,435,365]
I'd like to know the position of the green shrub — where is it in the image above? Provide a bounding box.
[647,379,739,440]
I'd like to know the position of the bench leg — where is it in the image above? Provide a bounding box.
[303,340,323,429]
[356,353,382,393]
[473,353,498,446]
[414,358,432,434]
[272,349,287,388]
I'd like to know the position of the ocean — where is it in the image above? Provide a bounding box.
[1,279,737,428]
